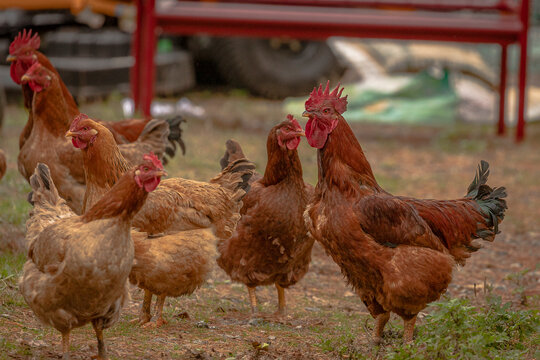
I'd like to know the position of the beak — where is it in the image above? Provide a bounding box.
[302,110,312,118]
[6,54,16,62]
[65,130,77,138]
[21,74,30,83]
[298,130,306,137]
[155,170,168,177]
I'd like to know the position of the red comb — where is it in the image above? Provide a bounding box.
[286,114,302,131]
[71,113,89,129]
[305,81,348,115]
[143,152,163,170]
[9,29,40,54]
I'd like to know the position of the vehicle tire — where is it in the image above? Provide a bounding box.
[212,37,344,98]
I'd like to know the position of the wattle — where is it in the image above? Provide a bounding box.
[10,62,25,85]
[72,137,88,149]
[143,177,161,192]
[305,118,329,149]
[286,136,301,150]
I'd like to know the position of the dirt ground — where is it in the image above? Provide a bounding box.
[0,91,539,359]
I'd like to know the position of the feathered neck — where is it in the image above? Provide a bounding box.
[318,115,381,193]
[261,129,303,186]
[36,51,79,118]
[82,169,147,223]
[32,77,72,136]
[82,124,131,211]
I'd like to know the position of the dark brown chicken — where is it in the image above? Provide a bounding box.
[20,156,165,359]
[217,116,314,315]
[302,82,507,343]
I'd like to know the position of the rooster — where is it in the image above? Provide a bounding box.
[7,28,186,155]
[217,116,314,315]
[0,149,6,182]
[18,62,172,213]
[66,115,256,326]
[302,82,507,344]
[20,155,166,359]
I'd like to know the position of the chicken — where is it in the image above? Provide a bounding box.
[66,115,255,236]
[20,156,165,359]
[66,115,255,326]
[129,228,218,327]
[302,82,507,343]
[0,149,6,182]
[17,62,172,213]
[7,28,186,155]
[217,116,314,315]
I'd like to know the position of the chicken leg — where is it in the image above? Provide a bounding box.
[61,331,70,360]
[154,294,169,327]
[138,289,153,325]
[275,283,286,316]
[402,315,417,343]
[373,312,390,345]
[91,320,107,360]
[248,286,257,314]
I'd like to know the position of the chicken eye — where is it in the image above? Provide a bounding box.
[323,108,330,114]
[83,127,88,131]
[144,167,149,172]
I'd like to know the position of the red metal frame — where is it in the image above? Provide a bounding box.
[132,0,530,141]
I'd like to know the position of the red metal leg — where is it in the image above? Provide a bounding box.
[516,0,530,142]
[131,0,157,117]
[131,0,143,111]
[497,44,507,136]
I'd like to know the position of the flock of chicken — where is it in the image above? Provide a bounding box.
[2,29,507,359]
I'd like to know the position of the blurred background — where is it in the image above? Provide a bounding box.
[0,0,540,126]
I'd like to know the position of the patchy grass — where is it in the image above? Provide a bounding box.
[0,92,539,358]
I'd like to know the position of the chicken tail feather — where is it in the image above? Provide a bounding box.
[137,119,170,163]
[165,115,186,159]
[220,139,247,170]
[211,157,256,202]
[466,161,508,242]
[28,163,61,207]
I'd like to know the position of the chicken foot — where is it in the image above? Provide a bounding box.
[275,283,286,316]
[61,331,70,360]
[247,286,257,314]
[142,294,168,328]
[373,312,390,345]
[91,320,107,360]
[402,315,417,343]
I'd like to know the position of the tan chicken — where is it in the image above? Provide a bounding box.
[217,116,314,315]
[18,62,170,214]
[0,149,6,182]
[66,115,256,326]
[20,155,166,359]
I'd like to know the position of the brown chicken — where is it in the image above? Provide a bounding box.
[66,115,256,326]
[18,62,171,213]
[217,116,314,315]
[0,149,6,182]
[302,83,507,343]
[20,156,165,359]
[7,29,186,155]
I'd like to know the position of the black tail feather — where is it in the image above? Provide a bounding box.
[165,115,186,158]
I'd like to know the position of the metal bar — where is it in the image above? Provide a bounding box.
[132,0,157,117]
[498,44,507,135]
[131,0,143,111]
[516,0,529,141]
